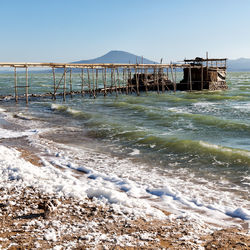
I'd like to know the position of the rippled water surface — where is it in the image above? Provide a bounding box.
[1,72,250,203]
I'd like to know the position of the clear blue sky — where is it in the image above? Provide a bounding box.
[1,0,250,63]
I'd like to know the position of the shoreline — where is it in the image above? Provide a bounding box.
[0,174,249,249]
[0,144,249,249]
[0,102,249,248]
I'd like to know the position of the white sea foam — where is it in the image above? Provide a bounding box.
[0,127,38,139]
[29,135,250,225]
[51,103,81,116]
[129,148,140,156]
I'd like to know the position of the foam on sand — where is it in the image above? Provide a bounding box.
[0,144,166,219]
[0,127,39,139]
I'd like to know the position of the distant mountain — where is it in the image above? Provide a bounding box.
[73,50,157,64]
[227,58,250,71]
[73,52,250,71]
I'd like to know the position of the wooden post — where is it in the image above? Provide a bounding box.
[87,68,91,96]
[81,68,84,97]
[122,68,125,93]
[126,68,129,95]
[128,68,132,94]
[110,68,113,94]
[153,67,156,92]
[104,67,107,96]
[70,68,72,98]
[14,67,18,102]
[63,67,66,101]
[189,65,192,91]
[201,64,204,90]
[114,67,118,97]
[95,68,98,93]
[116,68,121,93]
[206,52,208,81]
[175,66,177,87]
[170,64,176,92]
[145,67,148,94]
[135,66,139,96]
[92,67,96,98]
[156,67,160,94]
[25,66,28,104]
[162,67,165,93]
[52,67,56,99]
[165,67,170,91]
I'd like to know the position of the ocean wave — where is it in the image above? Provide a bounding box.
[50,103,92,119]
[136,136,250,164]
[168,111,250,131]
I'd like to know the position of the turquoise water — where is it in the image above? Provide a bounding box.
[0,72,249,200]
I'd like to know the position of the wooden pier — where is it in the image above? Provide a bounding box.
[0,57,227,103]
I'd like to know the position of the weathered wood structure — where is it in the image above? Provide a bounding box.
[179,57,227,91]
[0,57,227,103]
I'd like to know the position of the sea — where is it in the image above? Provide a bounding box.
[0,71,249,228]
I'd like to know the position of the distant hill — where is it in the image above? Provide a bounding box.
[73,50,157,64]
[227,58,250,71]
[73,52,250,71]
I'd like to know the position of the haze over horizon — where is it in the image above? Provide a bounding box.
[1,0,250,63]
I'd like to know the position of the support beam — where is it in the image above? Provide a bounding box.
[70,68,72,98]
[14,67,18,102]
[135,67,140,96]
[95,69,98,93]
[170,65,176,92]
[87,68,91,96]
[63,67,66,101]
[104,67,107,96]
[145,68,148,94]
[156,67,160,94]
[81,69,84,97]
[92,67,96,98]
[201,64,203,90]
[25,67,28,104]
[189,65,192,91]
[52,67,56,99]
[114,67,118,97]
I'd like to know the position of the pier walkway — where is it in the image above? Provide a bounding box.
[0,58,227,103]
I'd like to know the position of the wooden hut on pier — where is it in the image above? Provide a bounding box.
[179,57,227,91]
[128,57,227,92]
